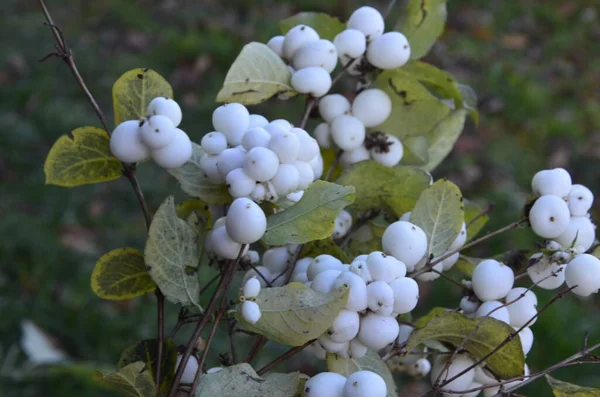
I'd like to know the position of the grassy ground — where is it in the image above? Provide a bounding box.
[1,0,599,395]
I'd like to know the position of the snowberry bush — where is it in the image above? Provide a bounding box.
[40,1,600,397]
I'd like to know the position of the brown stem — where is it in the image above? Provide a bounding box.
[37,0,162,386]
[256,339,314,376]
[168,246,246,397]
[299,97,317,130]
[411,218,528,278]
[155,290,165,384]
[466,204,494,229]
[245,336,269,363]
[190,310,225,395]
[325,150,342,182]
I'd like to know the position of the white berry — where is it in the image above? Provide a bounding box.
[263,247,290,274]
[341,146,371,167]
[555,216,596,251]
[200,153,224,183]
[567,184,594,216]
[147,97,182,127]
[334,29,367,64]
[366,251,407,283]
[531,168,572,197]
[305,372,346,397]
[212,103,250,146]
[241,300,262,324]
[176,355,199,384]
[248,114,269,129]
[314,122,334,149]
[528,195,570,238]
[475,300,510,324]
[268,130,300,164]
[225,198,267,244]
[292,39,338,73]
[527,253,566,290]
[389,277,420,314]
[330,115,366,151]
[291,67,332,97]
[267,35,285,58]
[140,115,175,150]
[351,89,392,128]
[242,127,271,151]
[244,147,280,182]
[367,32,411,69]
[431,355,476,397]
[295,161,315,190]
[369,134,404,167]
[366,281,394,315]
[151,128,192,169]
[216,147,246,178]
[358,312,399,350]
[319,94,351,123]
[226,168,256,198]
[349,338,368,359]
[514,326,534,355]
[349,260,373,283]
[283,25,320,60]
[382,221,428,270]
[201,131,228,155]
[505,288,537,327]
[311,269,343,294]
[460,296,480,314]
[243,277,261,298]
[110,120,150,163]
[471,259,514,301]
[212,226,244,259]
[328,310,360,343]
[307,255,345,280]
[333,271,368,312]
[565,254,600,296]
[343,370,387,397]
[347,6,385,42]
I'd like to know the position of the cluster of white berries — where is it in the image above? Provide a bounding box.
[266,6,410,99]
[526,168,599,297]
[110,97,193,168]
[204,198,267,259]
[392,214,467,281]
[242,244,300,288]
[239,277,262,325]
[304,370,387,397]
[291,251,418,359]
[200,103,323,203]
[314,90,404,168]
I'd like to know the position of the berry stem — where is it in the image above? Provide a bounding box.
[256,339,314,376]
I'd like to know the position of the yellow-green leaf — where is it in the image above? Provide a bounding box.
[402,61,463,107]
[464,199,489,241]
[456,83,479,125]
[454,255,480,278]
[414,307,450,329]
[406,311,525,379]
[300,239,351,263]
[395,0,448,59]
[547,375,600,397]
[280,12,346,41]
[327,351,397,397]
[261,180,355,246]
[236,282,348,346]
[112,68,173,125]
[91,248,156,300]
[145,196,201,308]
[411,179,464,258]
[401,136,430,166]
[118,339,177,395]
[93,361,157,397]
[176,199,212,223]
[216,42,295,105]
[44,127,122,187]
[168,143,232,204]
[336,161,431,217]
[421,109,468,172]
[196,363,299,397]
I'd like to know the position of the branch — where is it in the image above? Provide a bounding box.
[411,218,528,278]
[256,339,314,376]
[299,97,317,130]
[168,245,246,397]
[325,150,342,182]
[190,309,225,395]
[466,204,494,229]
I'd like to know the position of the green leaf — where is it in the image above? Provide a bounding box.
[93,361,157,397]
[411,179,464,258]
[261,180,355,246]
[216,42,295,105]
[236,282,348,346]
[336,161,431,217]
[279,12,346,41]
[145,196,201,308]
[546,376,600,397]
[44,127,122,187]
[196,363,299,397]
[421,109,468,172]
[371,69,451,140]
[414,307,450,329]
[400,136,430,165]
[326,351,397,397]
[118,339,178,395]
[176,199,212,223]
[347,222,384,259]
[113,68,173,126]
[456,83,479,125]
[464,199,489,241]
[402,62,463,107]
[406,311,525,379]
[91,247,156,300]
[168,143,232,204]
[395,0,448,60]
[299,239,351,263]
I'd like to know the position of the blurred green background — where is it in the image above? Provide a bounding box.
[1,0,599,395]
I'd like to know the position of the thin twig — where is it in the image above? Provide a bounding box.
[466,204,494,229]
[190,310,224,395]
[299,97,317,130]
[411,218,528,278]
[383,0,397,20]
[228,318,237,364]
[246,262,273,287]
[168,246,246,397]
[256,340,314,376]
[155,291,165,384]
[245,336,268,364]
[325,150,342,182]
